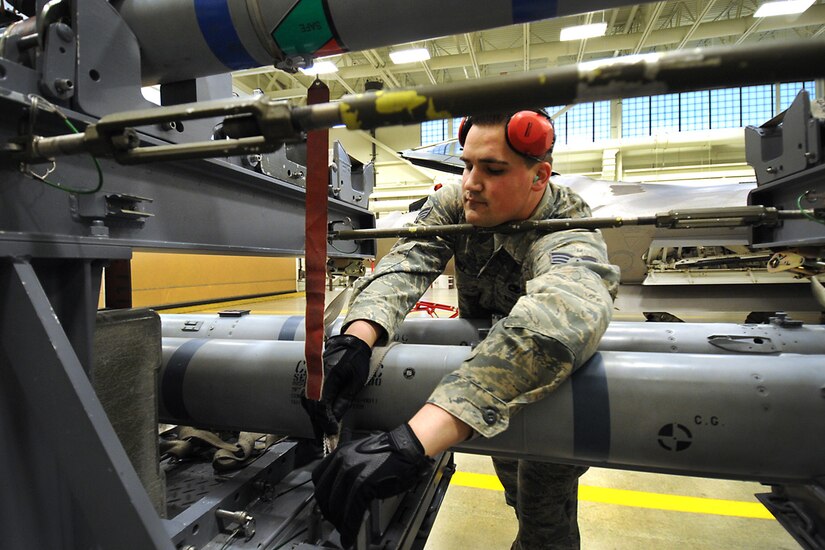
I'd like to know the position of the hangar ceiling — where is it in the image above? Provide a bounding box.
[232,0,825,102]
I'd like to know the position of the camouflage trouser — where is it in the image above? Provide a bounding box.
[492,457,589,550]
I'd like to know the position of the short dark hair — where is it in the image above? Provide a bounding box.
[467,111,554,166]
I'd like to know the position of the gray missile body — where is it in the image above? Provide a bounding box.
[160,314,825,355]
[160,337,825,484]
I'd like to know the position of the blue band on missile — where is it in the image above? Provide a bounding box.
[278,316,304,341]
[193,0,258,70]
[571,353,610,459]
[512,0,558,24]
[162,338,210,422]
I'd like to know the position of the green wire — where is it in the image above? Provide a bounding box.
[797,193,825,225]
[27,116,104,195]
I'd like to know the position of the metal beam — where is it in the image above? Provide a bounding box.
[352,130,434,179]
[677,0,718,48]
[523,23,530,71]
[421,60,438,85]
[464,32,482,78]
[577,13,594,63]
[633,1,667,54]
[735,16,763,45]
[363,49,401,88]
[332,73,357,94]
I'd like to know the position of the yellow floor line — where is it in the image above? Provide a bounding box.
[450,471,774,520]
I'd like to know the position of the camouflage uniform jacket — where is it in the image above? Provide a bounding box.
[343,180,620,437]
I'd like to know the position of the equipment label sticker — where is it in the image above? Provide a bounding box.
[271,0,344,57]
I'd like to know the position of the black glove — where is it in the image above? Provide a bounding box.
[302,334,372,438]
[312,423,434,547]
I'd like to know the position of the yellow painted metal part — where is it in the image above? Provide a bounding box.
[374,90,427,115]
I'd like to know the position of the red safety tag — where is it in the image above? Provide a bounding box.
[304,78,330,400]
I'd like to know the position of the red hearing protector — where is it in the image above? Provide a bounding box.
[458,110,555,161]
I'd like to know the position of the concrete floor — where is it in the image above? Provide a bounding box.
[169,287,801,549]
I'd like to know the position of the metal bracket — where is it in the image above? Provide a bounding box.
[707,334,777,354]
[327,257,365,277]
[70,191,154,229]
[38,22,76,101]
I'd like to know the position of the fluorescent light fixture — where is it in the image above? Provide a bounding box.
[300,61,338,75]
[389,48,431,64]
[560,22,607,41]
[754,0,814,16]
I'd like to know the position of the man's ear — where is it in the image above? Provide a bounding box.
[531,162,551,189]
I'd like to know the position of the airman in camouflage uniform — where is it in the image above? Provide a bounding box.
[311,112,619,549]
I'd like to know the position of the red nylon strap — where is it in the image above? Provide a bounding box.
[304,79,330,400]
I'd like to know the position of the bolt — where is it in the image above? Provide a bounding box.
[89,220,108,237]
[55,23,75,42]
[403,368,415,379]
[765,166,776,174]
[53,78,73,94]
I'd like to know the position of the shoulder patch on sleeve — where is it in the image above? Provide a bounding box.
[550,253,598,265]
[415,206,433,223]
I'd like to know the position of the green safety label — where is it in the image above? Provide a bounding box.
[272,0,343,57]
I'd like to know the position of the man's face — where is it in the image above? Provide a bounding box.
[460,123,547,227]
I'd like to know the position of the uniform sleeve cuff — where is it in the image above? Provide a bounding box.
[341,311,393,346]
[426,373,510,438]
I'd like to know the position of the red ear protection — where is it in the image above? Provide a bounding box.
[458,110,555,161]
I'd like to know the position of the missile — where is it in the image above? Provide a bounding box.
[159,337,825,483]
[112,0,584,84]
[160,314,825,355]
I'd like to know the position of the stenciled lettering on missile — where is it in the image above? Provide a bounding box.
[270,0,344,57]
[365,364,383,387]
[291,360,308,402]
[694,415,722,427]
[657,423,693,452]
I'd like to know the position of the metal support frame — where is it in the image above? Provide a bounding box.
[0,257,172,549]
[0,91,375,258]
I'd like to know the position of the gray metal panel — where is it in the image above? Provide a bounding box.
[1,260,172,549]
[749,162,825,248]
[74,0,154,116]
[0,94,375,258]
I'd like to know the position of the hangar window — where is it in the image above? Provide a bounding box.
[741,85,774,127]
[420,117,464,146]
[779,81,816,111]
[651,94,680,134]
[620,81,816,138]
[620,97,650,139]
[680,91,710,131]
[421,119,449,145]
[548,101,610,145]
[710,88,740,129]
[451,117,463,139]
